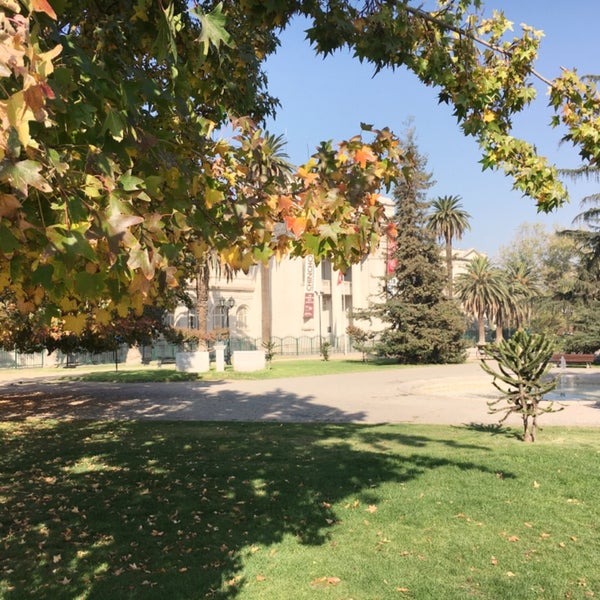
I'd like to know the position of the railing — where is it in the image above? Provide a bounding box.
[0,335,364,370]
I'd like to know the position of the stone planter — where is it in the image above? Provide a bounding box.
[232,350,266,372]
[175,350,210,373]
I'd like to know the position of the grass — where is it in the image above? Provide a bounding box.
[62,357,408,383]
[1,421,600,599]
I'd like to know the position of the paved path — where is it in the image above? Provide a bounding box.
[1,362,600,427]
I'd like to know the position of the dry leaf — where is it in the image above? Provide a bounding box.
[540,532,551,539]
[523,522,533,528]
[366,505,378,513]
[533,481,540,488]
[52,554,61,563]
[506,571,516,577]
[256,575,266,582]
[396,587,410,593]
[490,556,498,566]
[507,535,520,542]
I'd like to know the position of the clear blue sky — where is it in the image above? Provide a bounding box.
[263,1,600,258]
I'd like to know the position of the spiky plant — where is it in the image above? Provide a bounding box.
[480,331,562,442]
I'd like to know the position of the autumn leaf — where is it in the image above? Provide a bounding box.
[310,576,341,587]
[507,535,520,542]
[255,575,266,582]
[354,145,377,168]
[32,0,57,19]
[366,505,378,513]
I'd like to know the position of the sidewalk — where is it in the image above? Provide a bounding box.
[1,362,599,427]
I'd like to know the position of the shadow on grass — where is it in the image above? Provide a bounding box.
[0,420,513,599]
[459,422,522,440]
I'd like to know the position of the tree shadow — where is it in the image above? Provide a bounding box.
[0,415,516,598]
[459,422,522,440]
[0,379,368,422]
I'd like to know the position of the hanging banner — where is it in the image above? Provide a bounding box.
[386,236,397,274]
[303,256,315,319]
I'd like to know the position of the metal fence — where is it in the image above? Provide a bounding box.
[0,334,361,370]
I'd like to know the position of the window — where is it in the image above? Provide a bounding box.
[213,305,227,329]
[236,305,248,331]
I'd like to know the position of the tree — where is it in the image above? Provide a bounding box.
[455,255,507,346]
[356,131,466,364]
[3,0,600,337]
[427,195,471,299]
[481,330,560,442]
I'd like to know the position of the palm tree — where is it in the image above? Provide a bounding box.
[195,130,296,344]
[427,195,471,299]
[455,255,508,346]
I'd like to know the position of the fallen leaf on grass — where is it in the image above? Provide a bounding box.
[507,535,519,542]
[490,556,498,566]
[506,571,516,577]
[366,505,378,514]
[256,575,267,582]
[395,587,410,593]
[540,532,551,539]
[311,576,341,587]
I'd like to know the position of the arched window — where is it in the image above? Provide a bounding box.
[236,305,248,331]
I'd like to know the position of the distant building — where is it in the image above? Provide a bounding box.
[171,244,484,354]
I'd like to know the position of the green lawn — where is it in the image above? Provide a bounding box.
[64,357,409,383]
[1,421,599,599]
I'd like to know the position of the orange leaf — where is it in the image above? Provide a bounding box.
[284,215,306,237]
[507,535,520,542]
[277,194,295,213]
[32,0,57,19]
[354,145,377,168]
[256,575,266,582]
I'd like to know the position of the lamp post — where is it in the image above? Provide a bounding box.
[218,296,235,329]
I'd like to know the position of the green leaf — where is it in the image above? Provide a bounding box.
[0,224,19,253]
[191,2,232,56]
[103,109,126,141]
[74,271,106,297]
[31,264,54,287]
[119,172,145,192]
[0,160,52,195]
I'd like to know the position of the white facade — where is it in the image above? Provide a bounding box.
[172,249,389,347]
[172,243,483,349]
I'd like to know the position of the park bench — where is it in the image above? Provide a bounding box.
[551,353,597,368]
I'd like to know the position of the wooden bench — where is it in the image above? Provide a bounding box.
[551,353,597,367]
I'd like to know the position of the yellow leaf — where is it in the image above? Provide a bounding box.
[483,109,496,122]
[62,313,87,333]
[205,187,224,208]
[366,505,378,513]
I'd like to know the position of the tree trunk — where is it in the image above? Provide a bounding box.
[261,262,272,343]
[445,238,453,299]
[495,322,503,343]
[477,310,486,346]
[522,413,536,442]
[195,262,210,350]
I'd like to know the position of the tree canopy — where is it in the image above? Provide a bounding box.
[2,0,599,333]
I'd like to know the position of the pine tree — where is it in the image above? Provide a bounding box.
[358,130,466,364]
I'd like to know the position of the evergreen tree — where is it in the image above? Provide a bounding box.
[357,131,466,364]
